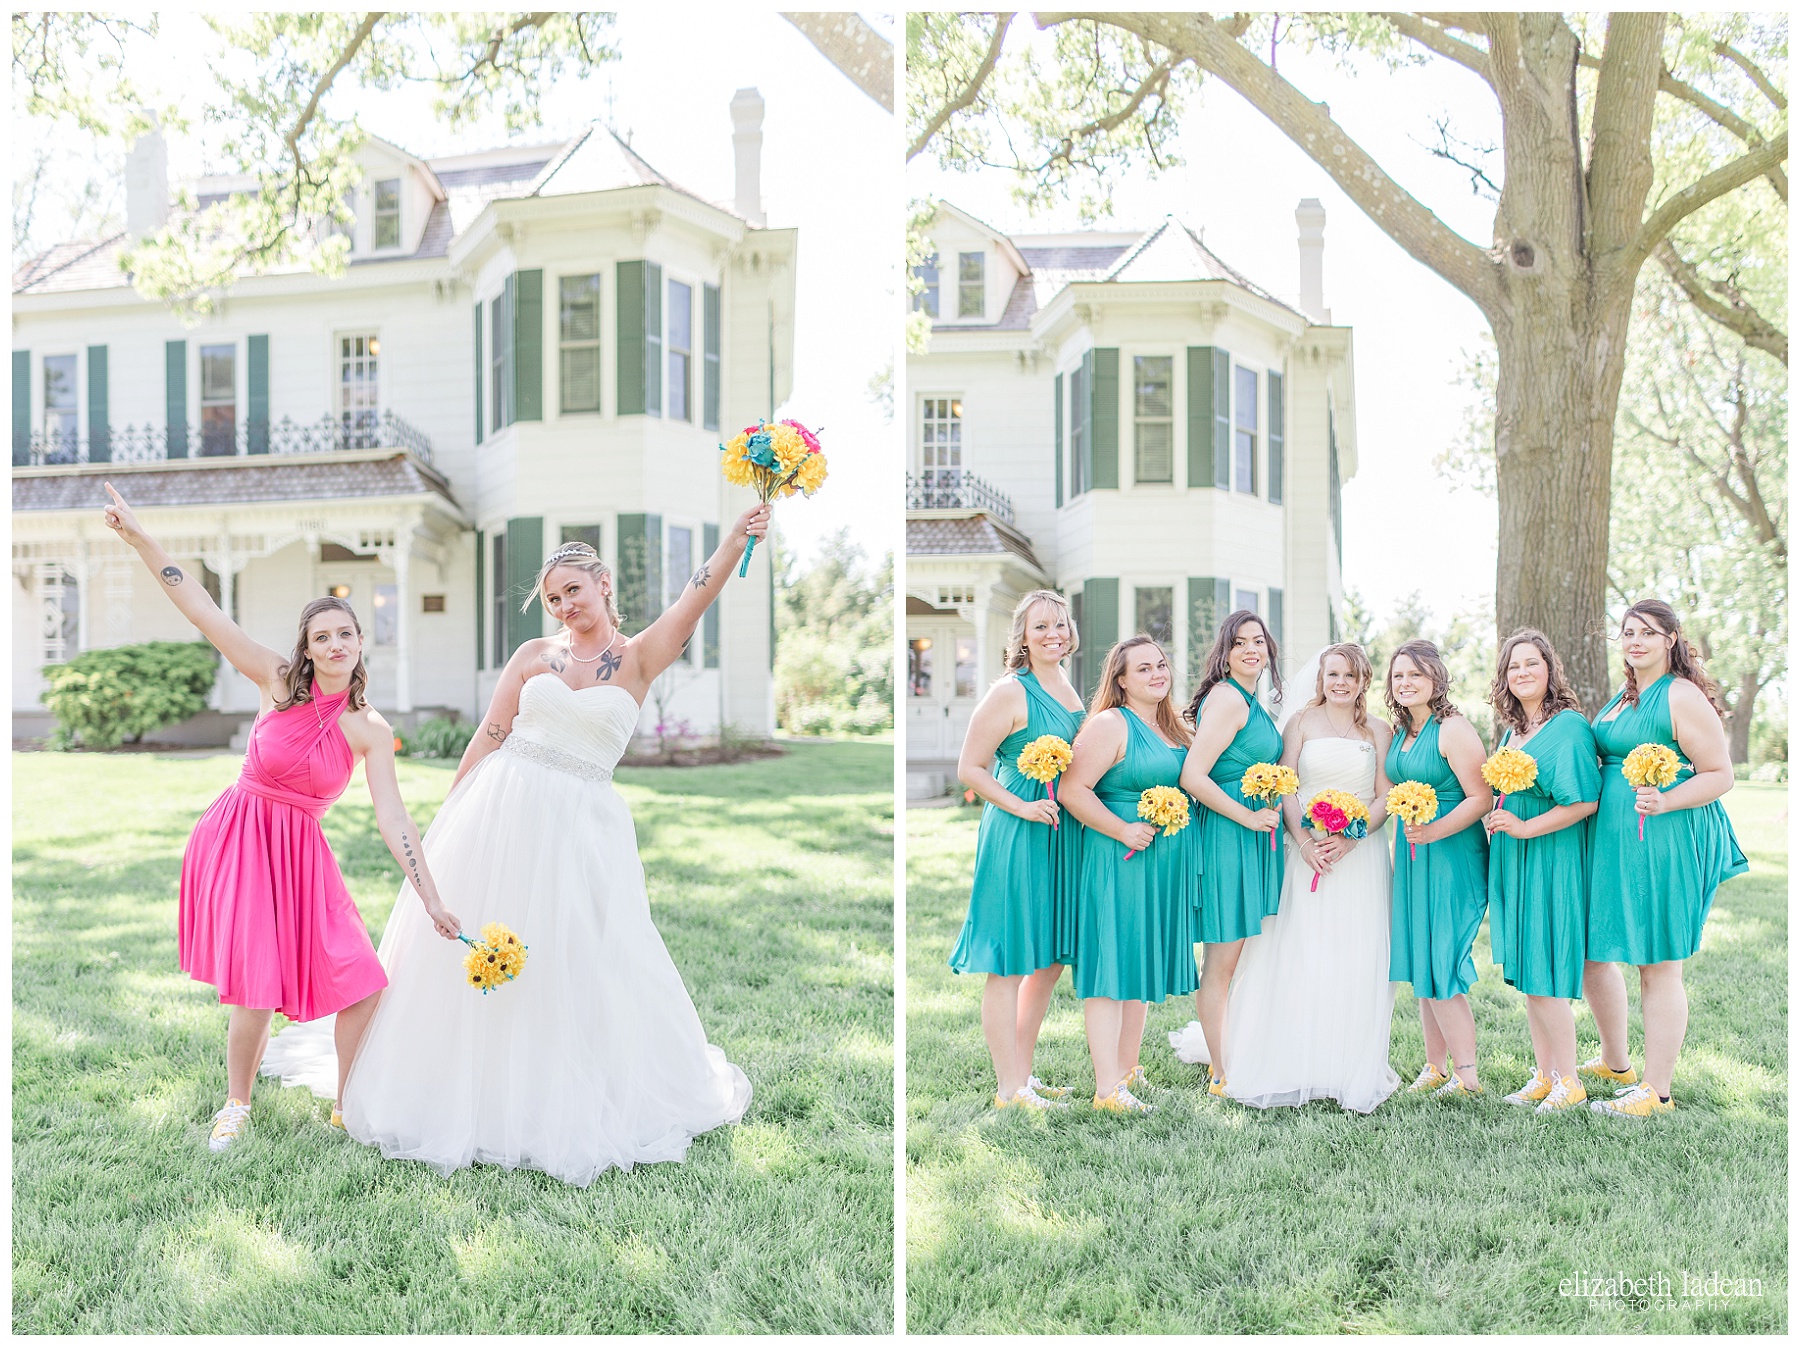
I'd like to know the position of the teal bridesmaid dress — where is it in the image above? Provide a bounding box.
[949,670,1086,976]
[1071,708,1199,1002]
[1588,675,1748,965]
[1196,678,1285,944]
[1387,715,1489,999]
[1485,709,1600,998]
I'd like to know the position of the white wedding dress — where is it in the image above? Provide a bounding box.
[1169,736,1399,1113]
[261,675,751,1185]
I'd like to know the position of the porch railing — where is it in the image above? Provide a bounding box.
[904,471,1016,525]
[15,410,434,468]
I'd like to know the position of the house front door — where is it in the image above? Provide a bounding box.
[906,619,977,764]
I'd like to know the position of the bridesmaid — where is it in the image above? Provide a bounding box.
[1060,636,1197,1113]
[1385,639,1492,1097]
[102,484,462,1151]
[1178,610,1285,1097]
[1483,629,1600,1114]
[949,589,1087,1110]
[1583,599,1747,1118]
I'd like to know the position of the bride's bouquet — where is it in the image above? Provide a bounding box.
[1480,745,1538,812]
[1016,734,1074,830]
[1385,781,1439,861]
[1240,761,1300,851]
[460,922,529,994]
[1302,790,1370,892]
[1621,742,1681,840]
[719,418,829,576]
[1125,785,1189,860]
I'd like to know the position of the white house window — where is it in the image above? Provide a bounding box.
[957,251,984,318]
[1134,355,1173,484]
[908,637,933,697]
[920,397,962,492]
[954,636,977,698]
[339,334,379,448]
[42,355,77,454]
[665,524,693,611]
[1235,365,1258,495]
[1235,587,1259,615]
[559,274,601,413]
[1136,586,1173,646]
[561,523,601,552]
[913,253,940,318]
[373,583,398,645]
[667,279,692,422]
[373,178,401,249]
[200,343,236,456]
[1070,358,1090,496]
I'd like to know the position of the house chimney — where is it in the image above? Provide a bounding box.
[125,120,170,240]
[730,87,766,228]
[1296,197,1329,324]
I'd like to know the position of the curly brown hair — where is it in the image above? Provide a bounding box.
[275,597,369,712]
[1618,598,1724,718]
[1182,609,1283,726]
[1088,635,1192,748]
[1384,639,1457,738]
[1489,628,1583,734]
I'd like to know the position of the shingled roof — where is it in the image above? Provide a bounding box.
[907,514,1044,573]
[14,454,459,512]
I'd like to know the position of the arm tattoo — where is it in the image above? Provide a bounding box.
[596,648,623,682]
[485,721,509,745]
[540,650,568,673]
[398,830,423,891]
[160,566,183,587]
[690,563,712,591]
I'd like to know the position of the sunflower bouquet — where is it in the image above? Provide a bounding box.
[1621,742,1682,840]
[1480,745,1539,812]
[1302,789,1370,892]
[719,418,829,576]
[1385,781,1440,861]
[1016,734,1074,830]
[459,921,529,994]
[1125,785,1189,860]
[1241,761,1300,851]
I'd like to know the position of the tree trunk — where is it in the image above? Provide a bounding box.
[1726,669,1759,765]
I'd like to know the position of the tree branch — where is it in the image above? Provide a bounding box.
[783,12,894,113]
[1376,12,1491,84]
[1586,13,1665,260]
[1630,130,1789,268]
[286,12,384,170]
[1655,238,1788,365]
[1716,40,1786,110]
[907,13,1013,160]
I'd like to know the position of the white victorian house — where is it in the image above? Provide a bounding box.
[906,199,1359,796]
[13,90,794,746]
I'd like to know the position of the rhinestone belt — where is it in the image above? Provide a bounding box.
[503,736,615,784]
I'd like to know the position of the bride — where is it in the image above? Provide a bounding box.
[263,506,767,1184]
[1170,643,1400,1113]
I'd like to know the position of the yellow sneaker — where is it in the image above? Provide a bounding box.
[1590,1083,1673,1118]
[1122,1064,1151,1093]
[1579,1055,1638,1086]
[1206,1069,1227,1098]
[1092,1084,1154,1115]
[1028,1075,1074,1100]
[1535,1076,1588,1113]
[1504,1070,1551,1107]
[208,1098,251,1152]
[995,1085,1062,1112]
[1407,1063,1449,1093]
[1432,1072,1483,1098]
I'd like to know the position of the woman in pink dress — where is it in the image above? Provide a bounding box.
[102,483,462,1152]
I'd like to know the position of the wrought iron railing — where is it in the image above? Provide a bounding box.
[904,471,1016,525]
[15,410,434,468]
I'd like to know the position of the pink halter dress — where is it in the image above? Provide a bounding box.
[178,683,387,1021]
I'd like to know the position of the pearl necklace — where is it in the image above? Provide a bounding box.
[564,629,622,664]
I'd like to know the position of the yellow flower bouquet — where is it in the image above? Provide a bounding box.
[1241,761,1300,852]
[459,921,529,994]
[1016,734,1075,830]
[1125,785,1190,860]
[719,418,829,576]
[1621,742,1682,840]
[1480,745,1538,812]
[1302,789,1370,892]
[1385,781,1440,861]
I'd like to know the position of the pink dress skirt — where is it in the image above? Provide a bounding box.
[178,684,387,1022]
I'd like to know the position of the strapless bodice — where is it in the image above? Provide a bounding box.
[1297,736,1379,802]
[503,676,641,781]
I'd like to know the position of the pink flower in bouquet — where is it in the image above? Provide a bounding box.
[1312,801,1348,834]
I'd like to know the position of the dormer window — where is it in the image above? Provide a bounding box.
[373,178,401,249]
[912,253,940,318]
[957,251,984,318]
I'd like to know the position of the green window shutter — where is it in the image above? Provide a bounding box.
[1053,372,1064,508]
[475,528,486,670]
[245,335,268,454]
[1083,578,1119,697]
[1091,347,1119,489]
[645,262,663,417]
[12,350,29,465]
[473,301,484,444]
[702,522,721,667]
[503,516,544,657]
[513,269,543,421]
[1070,589,1086,699]
[1211,349,1231,488]
[166,340,188,458]
[702,283,721,431]
[617,261,646,415]
[1267,369,1284,504]
[1188,576,1230,676]
[1186,347,1208,488]
[87,345,110,462]
[1269,586,1285,646]
[616,512,664,635]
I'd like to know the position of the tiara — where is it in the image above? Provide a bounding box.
[546,542,599,563]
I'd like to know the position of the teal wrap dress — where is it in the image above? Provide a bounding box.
[1485,709,1600,998]
[949,670,1087,976]
[1071,708,1199,1003]
[1195,678,1285,944]
[1588,675,1748,965]
[1388,715,1489,999]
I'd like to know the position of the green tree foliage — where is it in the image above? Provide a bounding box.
[774,529,894,736]
[39,641,218,749]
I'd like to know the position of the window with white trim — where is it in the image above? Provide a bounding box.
[42,355,77,452]
[1134,355,1173,484]
[200,344,236,456]
[559,274,601,413]
[667,279,692,422]
[920,397,962,491]
[957,251,984,318]
[339,334,379,448]
[373,178,401,249]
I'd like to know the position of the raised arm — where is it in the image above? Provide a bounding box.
[957,679,1055,826]
[629,503,771,686]
[352,711,461,940]
[101,482,285,690]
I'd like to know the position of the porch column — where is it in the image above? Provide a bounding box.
[74,534,90,653]
[393,536,413,713]
[213,526,237,711]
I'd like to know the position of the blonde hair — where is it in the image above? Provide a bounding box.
[1003,589,1078,673]
[524,541,621,628]
[1089,635,1193,748]
[1304,642,1375,737]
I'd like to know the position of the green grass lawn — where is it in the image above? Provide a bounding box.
[906,783,1786,1333]
[14,740,893,1334]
